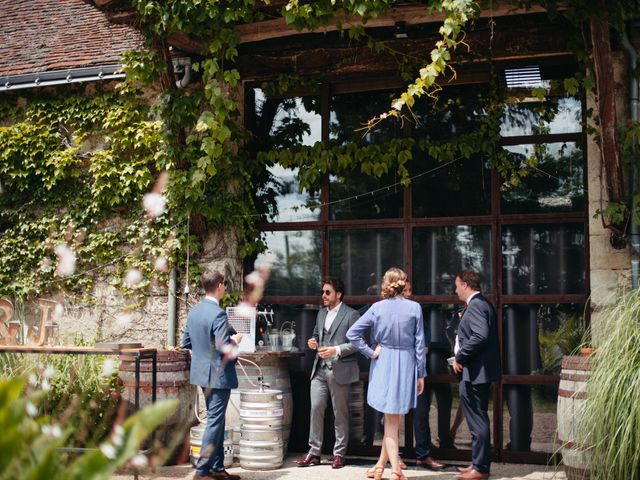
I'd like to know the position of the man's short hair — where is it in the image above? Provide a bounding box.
[202,270,224,294]
[322,277,345,301]
[456,269,481,291]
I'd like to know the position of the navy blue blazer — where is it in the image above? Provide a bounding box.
[454,293,501,384]
[181,298,238,389]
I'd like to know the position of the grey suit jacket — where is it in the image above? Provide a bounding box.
[310,303,360,384]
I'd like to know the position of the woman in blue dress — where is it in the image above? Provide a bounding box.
[347,267,426,480]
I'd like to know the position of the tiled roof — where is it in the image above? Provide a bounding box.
[0,0,142,77]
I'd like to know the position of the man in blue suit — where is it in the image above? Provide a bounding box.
[452,270,501,480]
[182,270,242,480]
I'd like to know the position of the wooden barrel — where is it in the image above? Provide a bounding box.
[119,349,197,461]
[227,356,292,451]
[557,355,592,480]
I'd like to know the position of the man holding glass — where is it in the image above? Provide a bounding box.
[296,277,360,469]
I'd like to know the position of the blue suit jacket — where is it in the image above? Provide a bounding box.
[454,293,501,384]
[181,298,238,389]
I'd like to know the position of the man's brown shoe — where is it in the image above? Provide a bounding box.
[415,456,444,470]
[210,471,240,480]
[457,469,489,479]
[193,476,210,480]
[457,465,473,473]
[296,453,321,467]
[332,455,345,469]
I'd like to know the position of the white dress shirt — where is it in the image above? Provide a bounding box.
[205,295,219,304]
[324,302,343,357]
[454,291,480,354]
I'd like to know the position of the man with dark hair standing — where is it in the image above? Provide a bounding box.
[182,270,243,480]
[296,277,360,469]
[452,270,501,480]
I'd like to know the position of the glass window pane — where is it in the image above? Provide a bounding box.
[412,155,491,217]
[502,303,586,376]
[502,224,585,294]
[501,142,584,214]
[263,164,320,222]
[330,90,403,145]
[503,383,558,453]
[413,226,492,295]
[501,97,582,137]
[412,85,487,141]
[329,171,403,220]
[329,229,404,296]
[256,230,321,296]
[253,89,321,149]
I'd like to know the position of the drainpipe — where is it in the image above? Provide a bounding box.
[167,57,192,346]
[622,25,640,288]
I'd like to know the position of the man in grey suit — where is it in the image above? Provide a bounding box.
[182,270,242,480]
[296,277,360,469]
[452,270,501,480]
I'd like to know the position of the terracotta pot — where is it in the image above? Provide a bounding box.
[579,347,596,357]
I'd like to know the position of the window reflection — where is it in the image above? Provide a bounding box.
[412,155,490,217]
[501,97,582,137]
[330,171,403,220]
[263,164,320,222]
[501,142,584,214]
[257,230,321,296]
[330,91,402,145]
[413,226,492,295]
[412,85,487,141]
[502,224,585,294]
[329,228,404,296]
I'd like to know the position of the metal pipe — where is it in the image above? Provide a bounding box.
[0,65,124,92]
[622,26,640,288]
[167,267,177,346]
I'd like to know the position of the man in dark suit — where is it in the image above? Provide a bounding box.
[296,277,360,469]
[452,270,501,480]
[182,270,242,480]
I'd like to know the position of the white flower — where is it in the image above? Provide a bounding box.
[54,243,76,277]
[153,256,169,273]
[112,424,125,447]
[100,442,117,459]
[101,358,116,377]
[28,374,38,387]
[130,454,148,468]
[41,379,51,391]
[143,192,167,218]
[43,365,55,379]
[26,402,37,417]
[41,424,61,438]
[53,303,64,320]
[115,312,132,330]
[124,268,143,288]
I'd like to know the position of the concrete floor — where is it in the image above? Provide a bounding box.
[112,457,567,480]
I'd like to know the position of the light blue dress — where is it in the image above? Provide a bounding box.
[347,297,426,414]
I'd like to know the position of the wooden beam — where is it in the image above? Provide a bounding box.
[234,4,550,44]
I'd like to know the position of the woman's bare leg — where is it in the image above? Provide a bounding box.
[383,413,402,474]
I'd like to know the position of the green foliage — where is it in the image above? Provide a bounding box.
[0,350,122,448]
[581,290,640,479]
[0,374,177,480]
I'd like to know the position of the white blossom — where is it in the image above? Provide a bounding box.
[153,256,169,273]
[100,442,117,459]
[41,379,51,391]
[26,402,37,417]
[124,268,143,288]
[54,243,76,277]
[115,312,132,330]
[43,365,55,379]
[143,192,167,218]
[130,454,148,468]
[28,374,38,387]
[101,358,116,377]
